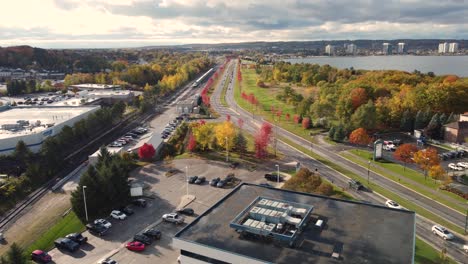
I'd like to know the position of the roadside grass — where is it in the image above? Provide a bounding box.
[347,149,467,213]
[26,211,84,254]
[220,67,231,107]
[415,238,456,264]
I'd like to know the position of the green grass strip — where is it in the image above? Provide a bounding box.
[415,237,457,264]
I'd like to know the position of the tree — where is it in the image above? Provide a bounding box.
[254,122,273,159]
[333,125,346,142]
[138,143,156,160]
[414,110,425,129]
[12,140,31,167]
[1,243,27,264]
[328,126,336,139]
[283,168,323,193]
[214,121,236,151]
[348,128,371,146]
[393,143,418,171]
[316,182,334,196]
[350,100,377,130]
[350,87,368,110]
[413,148,440,180]
[400,110,414,132]
[187,133,196,152]
[233,132,248,155]
[425,113,442,139]
[302,117,311,129]
[428,165,446,181]
[192,122,214,150]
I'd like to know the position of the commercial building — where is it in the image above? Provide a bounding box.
[325,45,335,55]
[69,84,121,91]
[174,183,416,264]
[449,42,459,53]
[438,42,449,53]
[0,106,100,154]
[346,44,357,55]
[397,43,406,54]
[382,43,393,55]
[75,89,135,104]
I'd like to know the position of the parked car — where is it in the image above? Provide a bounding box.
[142,228,162,239]
[31,250,52,263]
[176,208,194,216]
[188,176,198,184]
[126,133,139,138]
[65,233,87,245]
[448,163,463,171]
[54,238,79,252]
[225,173,235,183]
[116,140,127,145]
[194,176,206,184]
[94,219,112,228]
[125,241,145,251]
[456,162,468,169]
[133,234,153,245]
[432,225,454,240]
[162,213,185,224]
[119,206,134,215]
[349,179,365,190]
[216,179,226,188]
[110,210,127,220]
[385,200,403,210]
[98,258,118,264]
[132,198,147,207]
[230,162,240,169]
[210,177,220,186]
[264,173,281,182]
[109,142,123,148]
[86,223,108,236]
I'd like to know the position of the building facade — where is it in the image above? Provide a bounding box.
[449,42,459,53]
[397,43,406,54]
[346,44,357,55]
[382,43,392,55]
[438,42,449,53]
[325,45,335,55]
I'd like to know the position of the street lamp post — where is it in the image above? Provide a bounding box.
[465,203,468,234]
[225,137,229,162]
[185,166,189,196]
[367,161,371,184]
[82,186,88,222]
[275,164,280,184]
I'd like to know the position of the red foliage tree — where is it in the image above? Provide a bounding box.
[393,143,418,171]
[198,120,206,126]
[237,118,244,129]
[241,92,248,100]
[350,88,368,110]
[293,115,302,124]
[302,117,311,129]
[226,114,231,122]
[138,143,156,160]
[270,105,275,114]
[254,122,273,159]
[187,133,196,152]
[348,128,371,145]
[276,110,282,121]
[285,113,290,121]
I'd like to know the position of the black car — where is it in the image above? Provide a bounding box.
[194,176,206,184]
[225,173,235,183]
[133,234,153,245]
[349,179,365,191]
[210,177,220,186]
[264,173,281,182]
[142,228,162,239]
[119,206,134,215]
[54,238,79,252]
[176,208,194,216]
[132,198,147,207]
[216,179,226,188]
[188,176,198,184]
[126,133,139,138]
[230,162,240,169]
[86,223,108,236]
[65,233,88,245]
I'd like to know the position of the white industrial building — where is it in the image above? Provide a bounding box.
[0,106,100,154]
[325,44,335,55]
[449,42,459,53]
[69,84,121,90]
[76,89,135,104]
[438,42,449,53]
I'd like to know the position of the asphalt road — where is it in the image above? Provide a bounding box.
[212,60,468,263]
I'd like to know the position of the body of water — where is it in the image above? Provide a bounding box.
[285,56,468,77]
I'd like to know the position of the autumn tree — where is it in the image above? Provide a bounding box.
[428,165,446,181]
[215,121,236,151]
[333,125,346,142]
[0,243,27,264]
[233,132,248,155]
[348,128,371,146]
[394,143,418,170]
[302,117,311,129]
[138,143,156,160]
[283,168,323,194]
[350,100,377,130]
[413,148,440,180]
[191,122,214,150]
[187,133,196,152]
[285,113,290,122]
[254,122,273,158]
[350,87,368,110]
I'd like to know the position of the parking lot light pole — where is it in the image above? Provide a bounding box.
[275,164,280,184]
[82,186,88,222]
[225,137,229,162]
[465,203,468,234]
[367,161,371,184]
[185,166,189,196]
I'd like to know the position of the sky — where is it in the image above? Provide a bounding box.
[0,0,467,49]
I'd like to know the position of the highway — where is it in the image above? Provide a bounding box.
[211,60,468,263]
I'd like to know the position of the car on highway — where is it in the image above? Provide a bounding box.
[110,210,127,220]
[65,233,88,245]
[132,198,147,207]
[448,163,463,171]
[188,175,198,184]
[176,208,194,216]
[162,213,185,224]
[194,176,206,184]
[133,234,153,245]
[86,223,108,236]
[210,177,220,186]
[125,241,145,252]
[54,238,79,252]
[31,250,52,263]
[464,244,468,253]
[385,200,403,210]
[432,225,454,240]
[142,228,162,239]
[119,205,134,216]
[98,258,118,264]
[349,179,365,191]
[94,219,112,228]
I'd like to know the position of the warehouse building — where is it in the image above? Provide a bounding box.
[0,106,100,154]
[174,183,415,264]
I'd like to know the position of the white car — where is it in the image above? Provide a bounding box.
[162,213,185,224]
[94,219,112,228]
[463,244,468,253]
[110,210,127,220]
[456,162,468,168]
[383,144,396,151]
[385,200,403,209]
[431,225,454,240]
[448,163,463,171]
[109,142,122,147]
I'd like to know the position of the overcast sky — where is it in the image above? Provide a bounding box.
[1,0,467,48]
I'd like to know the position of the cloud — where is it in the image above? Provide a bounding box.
[0,0,466,48]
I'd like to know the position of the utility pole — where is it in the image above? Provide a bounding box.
[185,166,189,196]
[465,203,468,234]
[82,186,88,222]
[275,164,280,184]
[367,161,371,184]
[225,137,229,162]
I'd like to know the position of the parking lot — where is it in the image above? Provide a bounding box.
[49,158,273,264]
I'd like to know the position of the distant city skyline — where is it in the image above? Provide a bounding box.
[1,0,467,48]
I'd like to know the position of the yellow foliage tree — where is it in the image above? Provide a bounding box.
[191,123,214,151]
[428,165,446,181]
[214,121,236,151]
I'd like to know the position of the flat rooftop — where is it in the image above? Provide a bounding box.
[69,83,120,90]
[175,183,415,264]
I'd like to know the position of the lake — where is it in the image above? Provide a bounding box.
[285,56,468,77]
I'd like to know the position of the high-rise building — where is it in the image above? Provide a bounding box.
[438,42,449,53]
[382,43,392,55]
[346,44,357,55]
[397,43,406,54]
[449,42,459,53]
[325,44,335,55]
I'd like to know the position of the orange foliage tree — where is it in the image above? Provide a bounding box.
[348,128,371,146]
[393,143,418,171]
[413,148,440,180]
[350,88,368,110]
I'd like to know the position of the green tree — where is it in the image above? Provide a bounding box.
[12,140,31,165]
[328,126,336,139]
[333,125,346,142]
[1,243,28,264]
[233,132,248,155]
[414,110,425,129]
[350,100,377,130]
[400,110,414,132]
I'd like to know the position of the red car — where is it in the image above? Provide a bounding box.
[125,241,145,251]
[31,249,52,263]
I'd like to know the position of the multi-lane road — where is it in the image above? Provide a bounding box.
[212,60,468,263]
